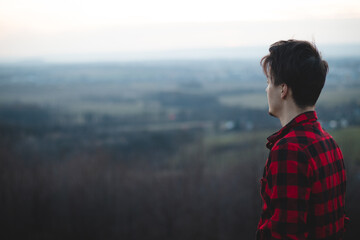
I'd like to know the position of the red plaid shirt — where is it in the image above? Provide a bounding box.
[257,111,347,239]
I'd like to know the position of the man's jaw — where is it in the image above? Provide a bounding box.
[268,110,277,118]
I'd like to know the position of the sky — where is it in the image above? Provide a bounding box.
[1,0,360,62]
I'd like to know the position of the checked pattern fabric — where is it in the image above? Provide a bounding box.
[257,111,347,239]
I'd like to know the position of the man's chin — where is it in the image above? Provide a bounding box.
[268,110,276,118]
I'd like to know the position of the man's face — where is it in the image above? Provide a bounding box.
[265,76,283,118]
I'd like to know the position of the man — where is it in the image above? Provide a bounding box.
[256,40,347,239]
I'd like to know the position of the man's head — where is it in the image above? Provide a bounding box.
[261,40,328,115]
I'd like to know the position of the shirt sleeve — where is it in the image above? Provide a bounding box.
[257,142,313,239]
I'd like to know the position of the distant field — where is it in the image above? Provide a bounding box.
[67,101,148,116]
[317,87,360,107]
[219,86,360,109]
[218,92,266,109]
[0,61,358,117]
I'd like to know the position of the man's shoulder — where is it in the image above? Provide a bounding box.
[272,122,341,164]
[273,123,330,151]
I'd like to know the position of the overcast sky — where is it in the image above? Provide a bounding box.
[1,0,360,61]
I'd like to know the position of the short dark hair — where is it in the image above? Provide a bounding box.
[261,39,328,108]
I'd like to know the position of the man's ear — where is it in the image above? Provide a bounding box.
[280,84,288,99]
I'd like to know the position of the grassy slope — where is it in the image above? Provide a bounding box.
[219,87,360,109]
[329,127,360,165]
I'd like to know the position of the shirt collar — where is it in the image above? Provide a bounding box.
[266,111,318,149]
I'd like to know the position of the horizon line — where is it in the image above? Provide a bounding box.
[1,43,360,64]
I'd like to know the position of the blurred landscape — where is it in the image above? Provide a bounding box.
[1,58,360,239]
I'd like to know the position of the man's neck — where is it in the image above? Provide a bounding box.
[278,104,315,127]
